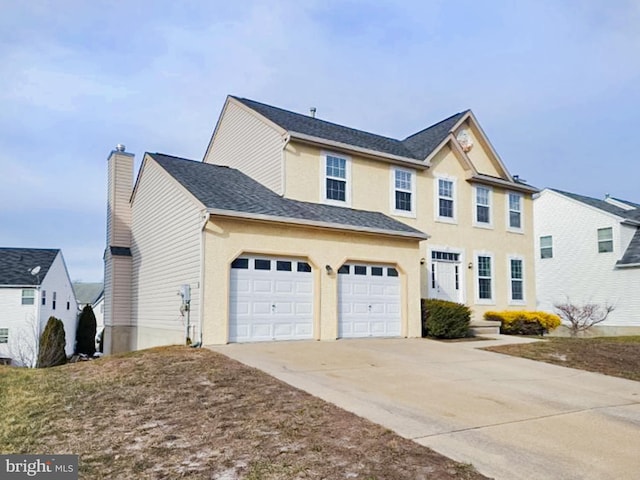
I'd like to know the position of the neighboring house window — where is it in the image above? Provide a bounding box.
[508,193,523,230]
[392,168,415,215]
[67,301,70,310]
[52,292,57,310]
[0,328,7,343]
[42,290,46,306]
[437,178,455,220]
[324,154,349,203]
[598,227,613,253]
[477,255,493,301]
[540,236,553,258]
[21,289,35,305]
[510,258,524,302]
[475,186,491,225]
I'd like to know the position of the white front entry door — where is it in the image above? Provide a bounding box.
[229,257,313,342]
[429,251,462,302]
[338,264,401,338]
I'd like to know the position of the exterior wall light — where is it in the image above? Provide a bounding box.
[325,265,334,275]
[468,262,473,269]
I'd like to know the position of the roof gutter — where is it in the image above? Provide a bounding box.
[205,208,430,240]
[467,174,539,194]
[615,262,640,269]
[288,131,429,170]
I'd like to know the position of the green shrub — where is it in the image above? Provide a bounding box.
[37,316,67,368]
[75,305,97,356]
[484,310,561,336]
[422,299,471,339]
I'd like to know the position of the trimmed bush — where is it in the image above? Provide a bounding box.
[76,305,97,356]
[422,299,471,339]
[484,310,561,336]
[37,316,67,368]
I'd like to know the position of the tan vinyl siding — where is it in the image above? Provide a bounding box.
[131,159,203,345]
[204,101,284,194]
[107,152,134,247]
[110,256,132,326]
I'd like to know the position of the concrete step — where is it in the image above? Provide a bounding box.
[470,320,501,336]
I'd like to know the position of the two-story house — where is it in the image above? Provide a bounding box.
[103,96,537,353]
[534,188,640,334]
[0,248,78,366]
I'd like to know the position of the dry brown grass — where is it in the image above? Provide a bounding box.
[0,346,488,480]
[485,336,640,382]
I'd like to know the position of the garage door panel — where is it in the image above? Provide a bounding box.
[230,257,314,342]
[338,263,401,339]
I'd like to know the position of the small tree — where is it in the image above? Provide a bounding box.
[37,316,67,368]
[554,299,615,337]
[75,305,97,356]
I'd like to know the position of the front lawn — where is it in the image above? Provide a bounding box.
[485,336,640,382]
[0,346,488,479]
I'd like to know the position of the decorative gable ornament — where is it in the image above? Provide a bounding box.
[456,129,474,152]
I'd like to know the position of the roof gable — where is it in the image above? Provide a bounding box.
[0,248,59,286]
[151,153,427,239]
[401,111,467,159]
[550,189,640,222]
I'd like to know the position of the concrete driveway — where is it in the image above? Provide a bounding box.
[210,337,640,480]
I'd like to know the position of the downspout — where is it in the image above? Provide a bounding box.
[192,211,210,348]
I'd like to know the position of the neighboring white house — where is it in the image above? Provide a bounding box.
[0,248,78,366]
[534,189,640,335]
[73,282,104,332]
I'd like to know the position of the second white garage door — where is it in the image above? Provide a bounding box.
[229,257,314,342]
[338,264,401,338]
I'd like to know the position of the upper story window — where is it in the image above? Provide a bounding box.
[324,154,350,204]
[474,186,491,226]
[540,235,553,258]
[391,168,415,216]
[597,227,613,253]
[21,289,35,305]
[508,192,523,230]
[437,177,456,221]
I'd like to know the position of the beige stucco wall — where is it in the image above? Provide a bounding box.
[282,139,536,320]
[201,217,422,345]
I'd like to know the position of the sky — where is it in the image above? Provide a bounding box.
[0,0,639,282]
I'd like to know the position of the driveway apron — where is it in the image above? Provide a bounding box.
[210,337,640,480]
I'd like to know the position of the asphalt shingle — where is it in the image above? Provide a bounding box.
[232,96,466,161]
[151,153,427,239]
[550,189,640,222]
[617,229,640,266]
[0,248,59,286]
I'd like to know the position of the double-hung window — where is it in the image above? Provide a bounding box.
[21,289,35,305]
[392,168,415,215]
[477,255,493,302]
[597,227,613,253]
[509,258,524,302]
[475,186,491,225]
[324,154,348,203]
[540,236,553,258]
[437,178,455,221]
[0,328,7,344]
[508,193,523,230]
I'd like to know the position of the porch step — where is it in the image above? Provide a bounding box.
[470,320,501,336]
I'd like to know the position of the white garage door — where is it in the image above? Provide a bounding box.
[338,264,401,338]
[229,256,314,342]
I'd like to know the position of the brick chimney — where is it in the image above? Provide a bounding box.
[103,144,134,354]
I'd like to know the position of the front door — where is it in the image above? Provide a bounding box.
[429,251,461,302]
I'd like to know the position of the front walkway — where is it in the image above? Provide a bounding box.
[210,336,640,480]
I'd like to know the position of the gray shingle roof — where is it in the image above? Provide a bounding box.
[617,229,640,266]
[151,153,427,239]
[73,282,103,305]
[550,189,640,222]
[232,96,466,161]
[0,248,59,286]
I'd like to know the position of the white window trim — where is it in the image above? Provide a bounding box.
[0,327,8,344]
[506,191,524,233]
[434,175,457,224]
[507,255,526,305]
[390,167,416,218]
[539,235,553,259]
[321,151,351,206]
[473,185,493,229]
[597,227,614,253]
[474,251,495,305]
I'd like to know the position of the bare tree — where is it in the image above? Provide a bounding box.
[7,314,40,367]
[553,299,615,336]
